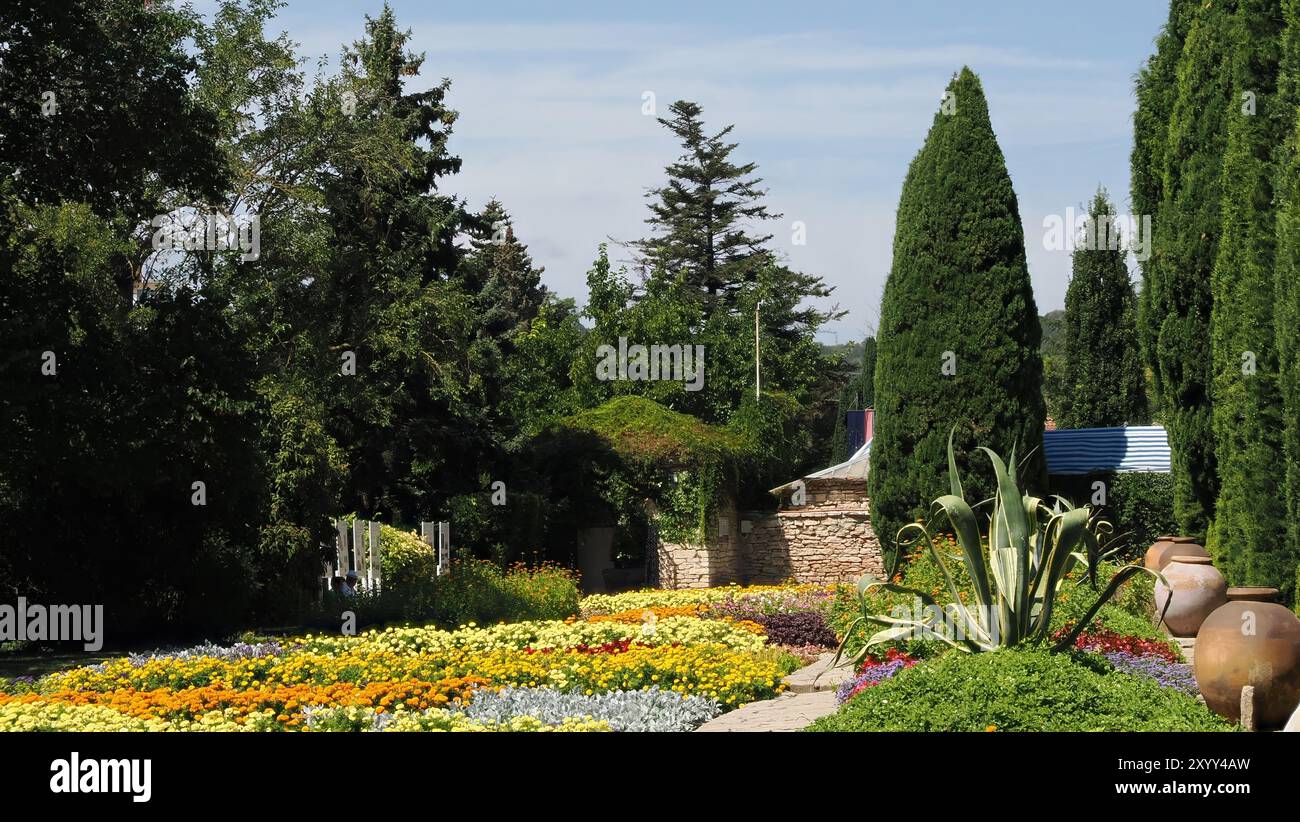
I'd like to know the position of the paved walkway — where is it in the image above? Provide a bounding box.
[695,652,852,732]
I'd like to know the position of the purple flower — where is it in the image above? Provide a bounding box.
[1105,651,1198,695]
[835,657,913,703]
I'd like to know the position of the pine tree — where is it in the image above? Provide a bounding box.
[1209,0,1288,587]
[1058,189,1148,429]
[1149,1,1235,535]
[1272,0,1300,603]
[633,100,780,306]
[869,68,1046,552]
[465,199,546,349]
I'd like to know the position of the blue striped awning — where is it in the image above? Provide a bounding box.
[1043,425,1171,476]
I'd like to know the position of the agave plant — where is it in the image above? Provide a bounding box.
[834,431,1163,665]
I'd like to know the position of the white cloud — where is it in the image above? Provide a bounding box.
[259,14,1140,339]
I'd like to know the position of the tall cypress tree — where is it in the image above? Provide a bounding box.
[1058,190,1149,429]
[1134,1,1197,380]
[1150,1,1235,535]
[869,68,1045,551]
[1273,0,1300,602]
[1209,0,1288,586]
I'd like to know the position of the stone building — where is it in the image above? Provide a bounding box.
[654,441,884,588]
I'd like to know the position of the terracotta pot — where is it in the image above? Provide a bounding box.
[1194,601,1300,728]
[1226,587,1281,604]
[1154,556,1227,637]
[1144,536,1209,572]
[1286,701,1300,732]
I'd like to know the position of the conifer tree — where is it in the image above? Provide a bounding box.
[1149,1,1235,534]
[465,200,547,349]
[1133,1,1198,376]
[633,100,780,306]
[869,68,1045,552]
[1209,0,1288,586]
[1271,0,1300,601]
[1058,190,1148,429]
[314,4,482,519]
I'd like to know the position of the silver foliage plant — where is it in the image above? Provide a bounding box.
[461,686,722,732]
[300,686,722,732]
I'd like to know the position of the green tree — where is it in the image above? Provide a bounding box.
[869,68,1046,553]
[1134,0,1198,382]
[1271,0,1300,602]
[463,199,547,354]
[0,0,228,306]
[310,5,488,521]
[499,294,586,442]
[1208,0,1288,587]
[632,100,781,306]
[1058,189,1149,428]
[1039,310,1069,421]
[1148,1,1235,534]
[0,1,306,635]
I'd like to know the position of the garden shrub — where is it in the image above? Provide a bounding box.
[1052,561,1166,642]
[1048,473,1179,563]
[806,649,1232,732]
[1106,473,1180,561]
[377,524,437,586]
[306,560,580,631]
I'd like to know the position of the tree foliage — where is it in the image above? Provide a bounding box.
[1147,1,1235,535]
[1058,189,1149,429]
[1207,0,1289,586]
[869,68,1046,553]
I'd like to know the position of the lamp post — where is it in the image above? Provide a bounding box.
[754,299,762,400]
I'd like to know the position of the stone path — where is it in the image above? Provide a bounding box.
[695,652,852,732]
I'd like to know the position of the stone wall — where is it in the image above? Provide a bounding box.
[654,507,742,589]
[653,479,883,588]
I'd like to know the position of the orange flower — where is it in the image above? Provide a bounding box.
[0,676,489,725]
[586,605,707,624]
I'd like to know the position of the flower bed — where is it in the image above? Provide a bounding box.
[579,584,836,617]
[835,649,917,704]
[0,584,828,732]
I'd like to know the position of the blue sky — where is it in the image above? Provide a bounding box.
[221,0,1170,343]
